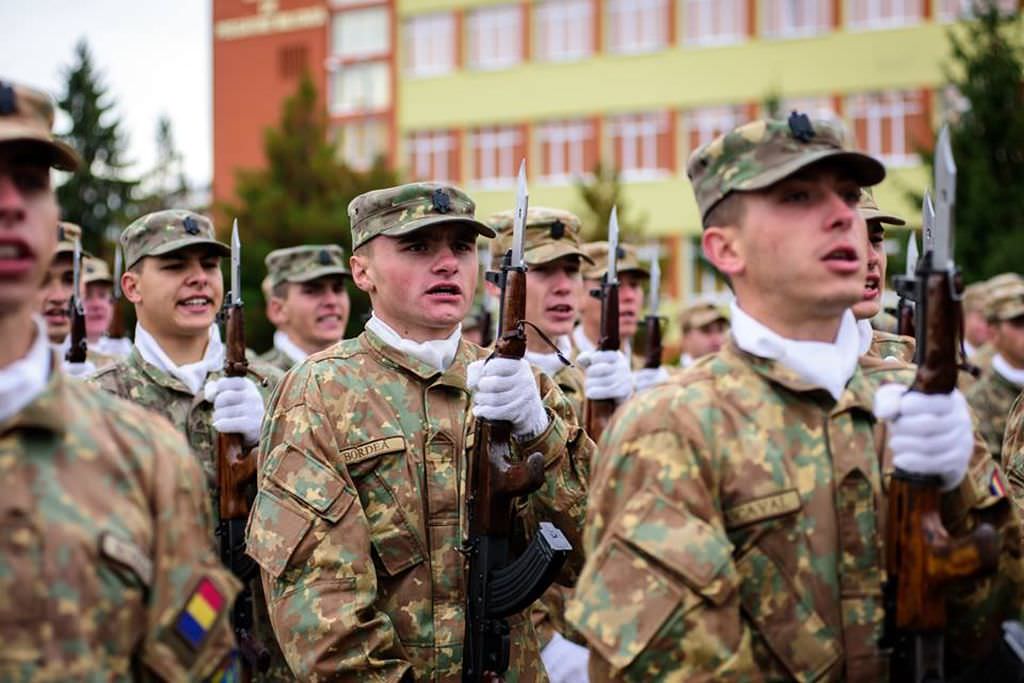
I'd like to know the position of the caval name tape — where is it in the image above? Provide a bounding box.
[175,577,226,650]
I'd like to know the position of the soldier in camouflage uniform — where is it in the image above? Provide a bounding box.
[677,300,729,368]
[246,182,593,681]
[967,278,1024,463]
[259,244,351,372]
[81,254,132,358]
[851,188,916,363]
[973,273,1024,377]
[567,115,1024,681]
[963,280,991,360]
[0,78,241,680]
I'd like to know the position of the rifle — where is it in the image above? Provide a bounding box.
[881,127,1000,682]
[463,161,571,682]
[109,244,126,339]
[583,206,621,441]
[65,236,88,364]
[217,219,270,677]
[478,242,495,348]
[895,231,920,338]
[642,254,663,370]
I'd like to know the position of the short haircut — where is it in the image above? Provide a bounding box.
[703,193,746,230]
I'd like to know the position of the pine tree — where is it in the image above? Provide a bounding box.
[137,115,191,214]
[56,39,139,256]
[573,161,647,241]
[221,73,399,350]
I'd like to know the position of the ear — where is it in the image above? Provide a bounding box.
[349,253,375,294]
[121,270,143,305]
[701,225,745,278]
[267,295,287,327]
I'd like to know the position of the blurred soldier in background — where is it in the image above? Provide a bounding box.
[677,300,728,368]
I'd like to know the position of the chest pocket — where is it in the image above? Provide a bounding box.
[341,436,426,577]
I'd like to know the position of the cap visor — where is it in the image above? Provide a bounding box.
[860,208,907,226]
[998,304,1024,321]
[737,148,887,194]
[0,129,81,171]
[146,237,231,259]
[689,310,728,329]
[525,242,595,266]
[286,265,350,284]
[381,215,497,241]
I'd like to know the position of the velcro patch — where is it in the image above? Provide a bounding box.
[724,489,802,529]
[340,436,406,465]
[99,532,153,587]
[175,577,226,651]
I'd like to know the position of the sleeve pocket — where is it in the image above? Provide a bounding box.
[246,488,316,579]
[267,443,354,523]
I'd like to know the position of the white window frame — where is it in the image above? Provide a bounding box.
[327,60,390,116]
[686,105,743,151]
[535,0,593,62]
[472,127,521,188]
[467,4,522,71]
[847,90,922,167]
[537,119,593,183]
[408,131,455,181]
[610,113,668,181]
[779,96,838,122]
[330,6,390,60]
[405,13,455,78]
[938,0,1018,21]
[682,0,747,47]
[846,0,923,30]
[336,118,387,171]
[761,0,832,39]
[607,0,668,54]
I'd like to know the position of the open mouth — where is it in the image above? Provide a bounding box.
[316,313,342,324]
[822,244,861,274]
[177,296,213,312]
[44,307,68,320]
[0,238,36,276]
[824,246,858,262]
[426,283,462,297]
[863,274,881,299]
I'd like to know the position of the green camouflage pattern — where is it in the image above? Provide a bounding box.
[0,357,240,680]
[680,301,728,333]
[265,244,349,289]
[120,210,229,270]
[581,242,648,281]
[259,346,295,374]
[0,79,80,170]
[686,117,886,221]
[82,255,112,285]
[857,187,906,226]
[245,328,593,681]
[487,207,593,268]
[968,369,1022,464]
[348,182,495,251]
[986,279,1024,322]
[866,330,916,363]
[567,341,1023,681]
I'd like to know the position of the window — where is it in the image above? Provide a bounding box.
[607,0,669,54]
[761,0,832,38]
[685,105,744,154]
[329,61,390,115]
[470,126,525,187]
[407,130,460,182]
[683,0,747,46]
[334,118,389,171]
[537,119,597,182]
[777,96,839,121]
[609,112,673,179]
[846,0,923,29]
[405,13,456,77]
[938,0,1018,21]
[535,0,593,62]
[847,90,928,166]
[467,5,522,70]
[331,6,390,59]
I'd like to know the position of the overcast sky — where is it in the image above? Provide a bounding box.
[0,0,212,185]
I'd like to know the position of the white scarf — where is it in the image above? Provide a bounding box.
[730,302,861,401]
[572,325,632,358]
[680,353,695,368]
[94,335,133,358]
[964,340,977,359]
[273,330,308,365]
[993,353,1024,387]
[0,316,52,423]
[526,335,573,377]
[366,314,461,373]
[856,319,875,356]
[134,323,224,396]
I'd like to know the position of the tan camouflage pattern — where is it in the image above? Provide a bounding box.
[258,346,295,374]
[567,341,1023,681]
[82,256,112,285]
[687,117,886,221]
[55,221,83,257]
[246,328,593,681]
[581,242,649,281]
[866,330,916,363]
[986,278,1024,322]
[870,310,899,335]
[0,356,240,679]
[120,210,229,270]
[968,369,1022,464]
[857,187,906,226]
[348,182,495,250]
[0,79,80,170]
[680,301,729,333]
[486,207,593,268]
[265,244,349,289]
[963,281,989,314]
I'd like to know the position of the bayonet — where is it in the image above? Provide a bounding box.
[933,126,956,269]
[113,244,123,300]
[231,218,242,307]
[905,232,919,280]
[511,160,528,269]
[922,190,936,257]
[65,235,87,364]
[71,238,83,315]
[607,206,620,286]
[648,254,661,314]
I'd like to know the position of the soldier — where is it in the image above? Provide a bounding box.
[966,278,1024,462]
[259,244,351,372]
[0,78,241,679]
[567,115,1023,680]
[245,182,592,681]
[677,300,728,368]
[851,188,915,363]
[963,281,991,359]
[972,273,1024,376]
[82,254,132,357]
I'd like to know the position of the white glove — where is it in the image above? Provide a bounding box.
[63,360,96,379]
[204,376,265,447]
[874,384,974,492]
[541,631,590,683]
[468,357,549,440]
[577,350,634,402]
[633,366,671,393]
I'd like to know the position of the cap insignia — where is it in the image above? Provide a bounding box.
[788,111,815,143]
[431,188,452,214]
[550,220,565,239]
[183,216,200,235]
[616,246,626,259]
[0,83,15,116]
[318,249,332,265]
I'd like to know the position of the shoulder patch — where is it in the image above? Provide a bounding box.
[340,436,407,465]
[174,576,227,651]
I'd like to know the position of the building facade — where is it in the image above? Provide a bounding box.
[213,0,1017,301]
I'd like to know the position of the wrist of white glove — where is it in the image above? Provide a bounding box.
[540,631,590,683]
[63,360,96,379]
[468,357,550,440]
[205,376,265,448]
[633,366,670,393]
[578,350,634,402]
[874,384,974,492]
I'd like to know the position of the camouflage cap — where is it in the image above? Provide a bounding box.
[486,206,594,269]
[0,80,79,170]
[680,301,729,332]
[348,182,495,250]
[858,187,906,226]
[120,210,228,269]
[687,113,886,222]
[82,256,113,285]
[987,272,1024,291]
[265,244,349,289]
[986,278,1024,322]
[55,221,83,257]
[581,242,649,281]
[963,281,989,314]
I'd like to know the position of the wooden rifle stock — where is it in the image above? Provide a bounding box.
[642,314,662,370]
[65,302,87,364]
[583,280,619,441]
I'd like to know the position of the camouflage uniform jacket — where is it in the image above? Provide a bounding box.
[1001,395,1024,526]
[967,368,1022,465]
[567,341,1023,682]
[552,363,585,426]
[0,359,241,681]
[259,346,295,374]
[246,329,593,682]
[867,330,915,363]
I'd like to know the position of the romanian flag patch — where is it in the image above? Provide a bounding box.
[175,577,225,650]
[991,468,1008,498]
[206,651,241,683]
